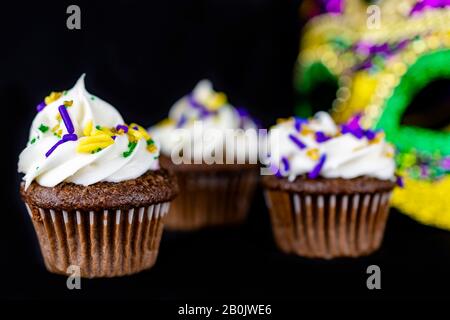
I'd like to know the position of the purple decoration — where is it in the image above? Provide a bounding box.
[236,107,250,118]
[281,156,290,172]
[116,124,129,133]
[308,154,327,179]
[45,133,78,158]
[176,115,187,128]
[396,175,405,188]
[112,135,117,140]
[58,105,75,134]
[288,134,307,149]
[315,131,330,143]
[341,114,364,139]
[294,117,307,132]
[188,94,212,117]
[36,101,46,112]
[410,0,450,16]
[365,129,377,140]
[270,163,283,178]
[420,165,429,177]
[133,125,139,130]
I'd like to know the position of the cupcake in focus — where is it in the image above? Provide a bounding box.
[262,112,398,258]
[19,75,178,278]
[149,80,260,230]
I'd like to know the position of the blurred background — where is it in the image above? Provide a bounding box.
[2,0,450,302]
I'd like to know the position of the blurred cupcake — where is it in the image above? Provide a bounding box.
[19,75,178,278]
[262,112,398,258]
[149,80,259,230]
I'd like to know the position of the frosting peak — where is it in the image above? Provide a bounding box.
[18,75,159,189]
[150,80,258,158]
[268,112,396,181]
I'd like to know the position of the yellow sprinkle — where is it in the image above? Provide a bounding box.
[51,124,60,132]
[276,117,291,124]
[306,148,320,161]
[63,100,73,107]
[385,151,394,158]
[369,132,385,144]
[128,123,150,141]
[76,135,114,153]
[147,144,157,153]
[301,126,313,136]
[44,91,63,105]
[83,120,93,136]
[56,113,61,121]
[205,92,227,110]
[57,129,63,136]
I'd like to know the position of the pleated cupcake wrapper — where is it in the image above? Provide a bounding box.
[165,169,258,231]
[25,202,170,278]
[264,190,392,259]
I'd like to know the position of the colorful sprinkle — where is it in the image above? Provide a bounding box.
[44,91,62,105]
[58,105,75,134]
[123,141,137,158]
[315,131,330,143]
[116,124,129,133]
[63,100,73,107]
[294,117,307,132]
[306,148,320,161]
[176,115,187,128]
[46,133,78,157]
[288,134,307,149]
[76,133,114,153]
[281,156,290,172]
[308,154,327,179]
[38,124,49,133]
[36,101,46,112]
[30,137,36,144]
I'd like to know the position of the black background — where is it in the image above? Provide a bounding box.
[2,0,450,306]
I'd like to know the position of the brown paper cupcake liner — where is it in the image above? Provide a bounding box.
[165,169,258,230]
[264,190,392,259]
[25,202,170,278]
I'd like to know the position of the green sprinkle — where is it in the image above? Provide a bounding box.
[30,137,36,144]
[153,156,159,160]
[63,90,68,96]
[123,141,137,158]
[91,96,95,100]
[146,138,154,146]
[38,124,49,133]
[91,147,103,154]
[54,132,61,138]
[96,125,102,130]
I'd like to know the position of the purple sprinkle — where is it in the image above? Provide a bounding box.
[308,154,327,179]
[45,133,78,157]
[420,165,429,177]
[112,135,117,140]
[294,117,307,132]
[236,107,249,118]
[410,0,450,16]
[281,156,290,172]
[315,131,330,143]
[116,125,129,133]
[36,101,46,112]
[365,129,377,140]
[269,163,283,178]
[288,134,307,149]
[58,105,75,134]
[396,175,404,188]
[133,125,139,130]
[176,115,187,128]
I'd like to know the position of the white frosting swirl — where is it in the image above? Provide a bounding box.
[149,80,258,161]
[18,75,159,189]
[268,112,396,181]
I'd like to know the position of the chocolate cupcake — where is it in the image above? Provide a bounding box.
[262,112,397,258]
[149,80,259,230]
[18,75,178,277]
